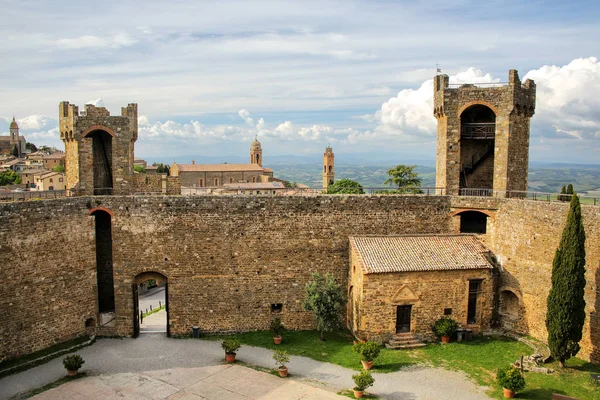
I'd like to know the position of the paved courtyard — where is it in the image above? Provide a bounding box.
[0,334,491,400]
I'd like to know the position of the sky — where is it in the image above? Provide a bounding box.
[1,0,599,164]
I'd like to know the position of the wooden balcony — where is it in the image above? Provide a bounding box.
[461,123,495,139]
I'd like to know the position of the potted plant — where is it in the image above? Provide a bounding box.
[273,349,290,377]
[221,338,241,363]
[497,366,525,398]
[352,341,381,370]
[432,317,459,344]
[351,370,375,399]
[63,354,85,376]
[270,317,285,345]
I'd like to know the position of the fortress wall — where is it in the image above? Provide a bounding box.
[0,195,451,361]
[487,200,600,362]
[0,198,96,362]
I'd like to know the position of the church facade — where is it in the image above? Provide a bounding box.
[0,117,26,156]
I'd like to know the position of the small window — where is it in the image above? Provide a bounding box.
[271,303,283,313]
[230,177,234,183]
[214,178,219,186]
[252,177,256,183]
[49,178,53,183]
[444,308,452,315]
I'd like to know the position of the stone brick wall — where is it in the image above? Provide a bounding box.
[175,170,266,188]
[487,200,600,363]
[0,198,96,362]
[0,195,451,361]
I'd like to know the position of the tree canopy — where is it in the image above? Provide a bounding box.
[53,165,66,173]
[327,178,364,194]
[302,272,345,340]
[0,171,21,186]
[546,193,587,367]
[384,165,421,190]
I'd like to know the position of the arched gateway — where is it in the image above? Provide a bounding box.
[133,271,170,338]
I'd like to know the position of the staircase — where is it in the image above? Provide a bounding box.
[385,333,426,350]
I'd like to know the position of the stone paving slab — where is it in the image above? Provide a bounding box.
[30,365,343,400]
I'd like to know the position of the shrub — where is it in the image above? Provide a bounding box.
[352,370,375,391]
[273,349,290,369]
[352,341,381,362]
[270,317,285,337]
[432,317,459,337]
[63,354,85,371]
[497,366,525,392]
[221,338,241,354]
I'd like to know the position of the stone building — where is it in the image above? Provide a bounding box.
[348,235,495,342]
[171,137,274,188]
[434,70,536,196]
[42,152,65,170]
[0,117,26,156]
[60,102,138,195]
[322,145,334,189]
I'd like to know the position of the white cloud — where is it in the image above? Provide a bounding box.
[238,109,254,126]
[524,57,600,141]
[86,98,105,107]
[56,33,138,49]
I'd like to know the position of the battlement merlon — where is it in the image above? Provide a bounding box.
[122,103,138,141]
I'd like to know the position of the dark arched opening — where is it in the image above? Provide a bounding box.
[86,130,113,195]
[347,286,354,332]
[91,209,115,313]
[459,210,488,234]
[328,165,332,173]
[133,271,169,337]
[460,105,495,193]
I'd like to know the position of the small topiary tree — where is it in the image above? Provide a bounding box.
[352,341,381,362]
[497,365,525,394]
[273,349,290,369]
[270,317,285,338]
[221,338,241,355]
[352,370,375,392]
[63,354,85,373]
[432,317,459,339]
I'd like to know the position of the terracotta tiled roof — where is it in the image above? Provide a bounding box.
[175,163,265,172]
[350,235,493,274]
[42,153,65,160]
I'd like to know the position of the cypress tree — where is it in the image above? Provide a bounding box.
[567,184,574,195]
[546,194,586,367]
[559,186,567,202]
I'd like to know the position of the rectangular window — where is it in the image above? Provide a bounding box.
[467,280,483,324]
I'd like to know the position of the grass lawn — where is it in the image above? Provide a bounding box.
[203,330,600,399]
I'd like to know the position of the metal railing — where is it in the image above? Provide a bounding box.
[459,188,599,206]
[461,123,495,139]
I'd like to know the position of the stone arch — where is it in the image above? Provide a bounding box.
[89,207,114,217]
[90,209,115,313]
[451,208,494,219]
[81,125,117,138]
[458,101,499,118]
[133,270,170,337]
[134,270,168,286]
[347,285,355,332]
[499,288,521,317]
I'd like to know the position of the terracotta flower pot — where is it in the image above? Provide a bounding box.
[273,336,282,345]
[67,369,78,377]
[503,388,515,398]
[353,389,364,399]
[225,352,236,363]
[361,360,373,370]
[441,335,451,344]
[278,366,288,377]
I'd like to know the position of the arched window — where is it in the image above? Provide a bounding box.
[328,165,332,173]
[500,290,520,317]
[252,177,256,183]
[324,166,327,173]
[214,178,219,186]
[230,177,234,183]
[459,104,496,192]
[90,209,115,313]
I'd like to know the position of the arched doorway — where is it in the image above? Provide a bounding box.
[460,104,496,193]
[347,286,355,333]
[458,210,489,234]
[133,272,169,338]
[84,129,113,195]
[90,209,115,314]
[499,289,521,330]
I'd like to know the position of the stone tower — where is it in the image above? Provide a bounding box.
[59,102,138,196]
[250,136,262,167]
[323,145,335,189]
[9,117,20,157]
[433,69,536,196]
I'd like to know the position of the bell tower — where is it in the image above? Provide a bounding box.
[433,69,536,196]
[323,145,335,189]
[250,136,262,167]
[9,117,20,157]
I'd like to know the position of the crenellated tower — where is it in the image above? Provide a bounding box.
[59,102,138,196]
[250,136,262,167]
[323,145,335,189]
[433,69,536,196]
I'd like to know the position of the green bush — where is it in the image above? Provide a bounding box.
[497,366,525,392]
[352,370,375,391]
[432,317,459,337]
[352,341,381,362]
[273,349,290,368]
[221,338,241,354]
[270,317,285,337]
[62,354,84,371]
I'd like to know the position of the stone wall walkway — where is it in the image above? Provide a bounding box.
[0,334,491,400]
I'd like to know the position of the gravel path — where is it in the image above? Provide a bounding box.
[0,334,491,400]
